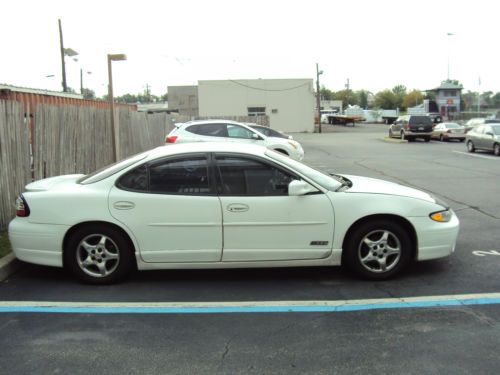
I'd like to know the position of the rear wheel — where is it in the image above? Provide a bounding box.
[64,225,134,284]
[424,137,431,142]
[494,143,500,156]
[343,220,412,280]
[467,140,475,153]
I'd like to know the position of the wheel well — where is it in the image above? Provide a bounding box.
[62,221,137,267]
[274,148,289,155]
[341,214,418,263]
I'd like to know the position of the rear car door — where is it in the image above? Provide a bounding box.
[109,154,223,263]
[215,154,334,262]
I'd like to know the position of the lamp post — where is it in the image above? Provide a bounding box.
[107,53,127,162]
[80,69,92,95]
[316,63,323,133]
[446,32,454,80]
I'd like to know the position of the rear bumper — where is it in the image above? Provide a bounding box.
[8,218,68,267]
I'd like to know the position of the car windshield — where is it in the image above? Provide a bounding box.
[265,149,342,191]
[77,151,149,184]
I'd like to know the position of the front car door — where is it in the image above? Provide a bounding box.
[109,153,223,263]
[214,154,334,262]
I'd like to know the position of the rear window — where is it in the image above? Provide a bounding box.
[409,116,432,125]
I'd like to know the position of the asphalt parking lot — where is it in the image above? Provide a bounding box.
[1,123,499,374]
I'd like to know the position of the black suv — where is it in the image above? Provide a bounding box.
[389,115,433,142]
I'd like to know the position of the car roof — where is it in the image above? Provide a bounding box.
[175,119,243,127]
[147,142,269,160]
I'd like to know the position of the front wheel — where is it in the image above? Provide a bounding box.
[467,140,475,153]
[494,143,500,156]
[343,220,412,280]
[64,225,134,284]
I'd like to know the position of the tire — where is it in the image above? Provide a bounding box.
[343,220,412,280]
[439,134,444,142]
[424,137,431,142]
[407,137,415,142]
[64,225,134,284]
[494,143,500,156]
[400,131,405,140]
[467,140,475,153]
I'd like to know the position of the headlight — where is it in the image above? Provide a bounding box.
[430,209,452,222]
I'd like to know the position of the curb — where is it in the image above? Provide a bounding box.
[0,253,22,282]
[382,136,407,144]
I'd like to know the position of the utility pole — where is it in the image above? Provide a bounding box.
[58,19,67,92]
[345,78,350,108]
[316,63,323,133]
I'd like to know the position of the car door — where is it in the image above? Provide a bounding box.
[109,153,223,263]
[474,126,486,149]
[214,154,334,262]
[483,125,495,150]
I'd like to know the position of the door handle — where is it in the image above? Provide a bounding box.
[227,203,249,213]
[113,201,135,210]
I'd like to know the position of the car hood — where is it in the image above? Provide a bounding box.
[342,174,435,203]
[25,174,84,192]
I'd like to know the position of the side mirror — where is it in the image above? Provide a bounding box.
[251,133,262,140]
[288,180,318,196]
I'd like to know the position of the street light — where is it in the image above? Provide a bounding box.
[80,69,92,95]
[107,53,127,162]
[316,63,323,133]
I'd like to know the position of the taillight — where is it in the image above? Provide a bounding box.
[404,124,410,130]
[16,195,30,217]
[166,136,178,143]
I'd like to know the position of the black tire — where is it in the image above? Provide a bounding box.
[467,140,475,153]
[494,143,500,156]
[407,137,415,142]
[343,220,412,280]
[439,134,444,142]
[424,137,431,142]
[64,225,135,284]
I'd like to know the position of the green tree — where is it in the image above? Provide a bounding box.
[403,90,423,110]
[81,88,96,100]
[374,89,398,109]
[356,90,371,109]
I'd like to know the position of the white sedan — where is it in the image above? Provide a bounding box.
[165,120,304,161]
[9,143,459,284]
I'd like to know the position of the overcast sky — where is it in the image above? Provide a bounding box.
[2,0,498,97]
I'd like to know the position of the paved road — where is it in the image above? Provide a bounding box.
[1,123,499,374]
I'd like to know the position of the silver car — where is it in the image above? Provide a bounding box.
[431,122,466,142]
[465,123,500,156]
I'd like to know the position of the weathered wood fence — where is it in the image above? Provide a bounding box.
[0,101,31,229]
[0,100,188,229]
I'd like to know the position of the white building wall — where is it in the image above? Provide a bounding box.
[198,79,315,133]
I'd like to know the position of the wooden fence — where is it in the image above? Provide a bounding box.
[0,101,188,229]
[0,101,31,229]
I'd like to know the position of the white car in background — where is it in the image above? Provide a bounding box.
[9,142,459,284]
[165,120,304,161]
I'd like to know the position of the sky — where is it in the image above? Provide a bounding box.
[1,0,499,97]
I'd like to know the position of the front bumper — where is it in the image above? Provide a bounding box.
[408,211,460,261]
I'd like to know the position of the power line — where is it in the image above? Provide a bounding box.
[228,79,310,92]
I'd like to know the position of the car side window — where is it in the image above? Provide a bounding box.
[475,126,485,134]
[227,125,255,139]
[216,156,295,196]
[186,124,228,137]
[116,164,148,192]
[149,156,213,195]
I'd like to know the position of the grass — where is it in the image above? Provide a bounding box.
[0,231,12,259]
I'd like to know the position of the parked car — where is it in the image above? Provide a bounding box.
[246,123,293,140]
[464,118,499,133]
[465,123,500,156]
[9,143,459,284]
[388,115,433,142]
[431,122,466,142]
[166,120,304,161]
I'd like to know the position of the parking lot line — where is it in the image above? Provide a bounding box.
[1,293,499,314]
[453,151,498,160]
